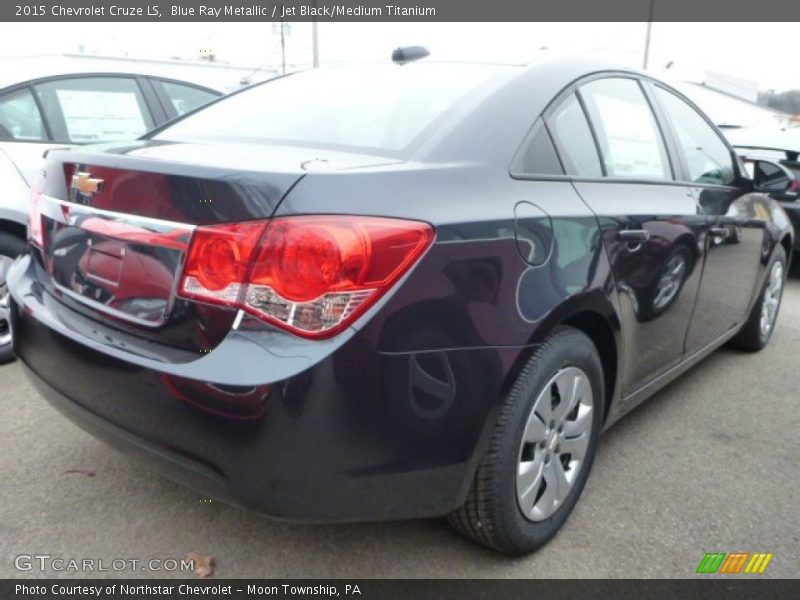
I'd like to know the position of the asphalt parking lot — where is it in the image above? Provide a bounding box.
[1,271,799,579]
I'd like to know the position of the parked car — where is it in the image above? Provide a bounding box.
[4,59,793,554]
[723,129,800,252]
[0,69,222,259]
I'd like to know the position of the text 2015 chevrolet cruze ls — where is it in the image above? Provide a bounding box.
[4,59,793,554]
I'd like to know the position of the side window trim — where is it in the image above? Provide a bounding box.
[573,88,608,177]
[543,90,605,178]
[639,79,688,183]
[26,84,54,141]
[541,121,567,175]
[137,76,169,126]
[510,118,567,178]
[33,81,69,141]
[633,78,677,180]
[148,78,179,121]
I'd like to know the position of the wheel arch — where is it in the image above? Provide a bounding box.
[456,290,623,511]
[0,219,27,241]
[502,291,622,425]
[561,311,618,423]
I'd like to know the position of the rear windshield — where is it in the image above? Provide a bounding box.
[154,64,507,156]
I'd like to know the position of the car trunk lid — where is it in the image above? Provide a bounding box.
[33,140,400,354]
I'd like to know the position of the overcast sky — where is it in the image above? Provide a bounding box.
[0,22,797,92]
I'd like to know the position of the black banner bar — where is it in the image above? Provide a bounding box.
[3,579,800,600]
[5,0,800,22]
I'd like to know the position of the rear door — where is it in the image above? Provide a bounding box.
[650,84,763,353]
[548,76,707,395]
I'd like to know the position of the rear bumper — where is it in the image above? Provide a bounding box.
[8,255,514,522]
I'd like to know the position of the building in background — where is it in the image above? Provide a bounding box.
[658,69,794,130]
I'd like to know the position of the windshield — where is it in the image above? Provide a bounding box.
[154,64,509,156]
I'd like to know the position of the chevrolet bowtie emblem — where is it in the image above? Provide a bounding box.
[71,171,104,197]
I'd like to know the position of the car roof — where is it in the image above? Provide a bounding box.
[0,65,220,95]
[0,54,278,93]
[165,58,667,166]
[412,57,654,164]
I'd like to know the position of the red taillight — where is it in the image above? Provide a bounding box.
[178,216,434,338]
[180,221,267,305]
[28,175,45,248]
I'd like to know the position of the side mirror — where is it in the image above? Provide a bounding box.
[752,159,798,195]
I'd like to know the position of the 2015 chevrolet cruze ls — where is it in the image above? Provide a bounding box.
[4,59,793,554]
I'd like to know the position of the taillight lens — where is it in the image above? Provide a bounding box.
[28,175,45,248]
[178,216,434,338]
[180,221,267,305]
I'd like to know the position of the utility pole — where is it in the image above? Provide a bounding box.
[642,0,655,70]
[312,1,319,67]
[280,20,286,75]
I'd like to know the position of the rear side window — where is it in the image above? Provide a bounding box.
[546,94,602,178]
[515,120,564,176]
[34,77,154,143]
[160,81,218,116]
[156,65,505,155]
[654,86,735,186]
[0,87,46,141]
[579,78,671,180]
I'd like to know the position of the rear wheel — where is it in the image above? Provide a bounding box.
[447,327,604,554]
[731,246,786,352]
[0,254,14,364]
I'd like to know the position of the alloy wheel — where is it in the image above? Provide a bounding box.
[516,366,594,522]
[0,256,12,350]
[653,253,687,310]
[759,260,784,339]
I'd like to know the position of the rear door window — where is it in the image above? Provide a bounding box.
[0,87,47,141]
[579,77,672,180]
[34,77,154,143]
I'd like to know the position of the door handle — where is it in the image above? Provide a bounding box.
[618,229,651,243]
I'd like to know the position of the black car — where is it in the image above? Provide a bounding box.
[3,59,793,554]
[732,144,800,252]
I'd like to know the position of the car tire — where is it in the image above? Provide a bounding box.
[0,255,14,365]
[0,231,27,260]
[731,245,787,352]
[0,232,23,364]
[447,326,604,555]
